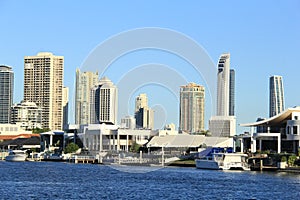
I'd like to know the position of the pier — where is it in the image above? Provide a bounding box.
[69,155,97,164]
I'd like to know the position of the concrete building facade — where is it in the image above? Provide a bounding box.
[120,116,136,129]
[229,69,235,116]
[179,83,205,134]
[11,101,42,130]
[135,93,154,130]
[90,77,118,125]
[216,53,230,116]
[209,116,236,137]
[24,52,64,130]
[75,69,99,125]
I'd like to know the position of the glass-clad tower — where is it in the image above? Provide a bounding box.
[269,75,285,117]
[0,65,14,123]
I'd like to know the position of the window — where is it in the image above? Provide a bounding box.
[293,126,298,135]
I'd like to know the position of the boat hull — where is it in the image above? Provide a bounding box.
[195,159,221,170]
[5,155,27,162]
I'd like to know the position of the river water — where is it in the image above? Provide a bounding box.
[0,161,299,199]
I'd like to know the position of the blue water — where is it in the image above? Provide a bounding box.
[0,161,299,199]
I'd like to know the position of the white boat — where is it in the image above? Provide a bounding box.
[219,153,250,171]
[196,152,250,171]
[5,150,27,162]
[195,153,224,170]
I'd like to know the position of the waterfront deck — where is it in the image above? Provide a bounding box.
[69,155,97,164]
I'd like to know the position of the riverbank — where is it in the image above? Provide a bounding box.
[168,159,195,167]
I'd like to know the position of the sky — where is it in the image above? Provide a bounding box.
[0,0,299,133]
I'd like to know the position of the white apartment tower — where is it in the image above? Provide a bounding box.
[11,101,42,130]
[179,83,205,134]
[90,77,118,125]
[209,53,236,137]
[217,53,230,116]
[24,52,64,130]
[75,69,99,125]
[269,75,285,117]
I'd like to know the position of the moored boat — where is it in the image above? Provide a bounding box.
[195,147,250,171]
[5,150,27,162]
[219,153,250,171]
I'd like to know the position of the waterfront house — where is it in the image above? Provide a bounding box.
[79,123,158,155]
[237,107,300,154]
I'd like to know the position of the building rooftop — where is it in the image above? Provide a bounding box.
[240,106,300,127]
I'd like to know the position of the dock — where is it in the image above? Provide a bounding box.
[69,155,98,164]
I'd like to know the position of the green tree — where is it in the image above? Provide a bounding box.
[32,128,51,134]
[64,143,79,154]
[130,141,141,153]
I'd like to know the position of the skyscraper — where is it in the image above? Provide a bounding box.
[62,86,69,130]
[217,53,230,116]
[229,69,235,116]
[90,77,118,124]
[135,93,148,113]
[135,93,154,130]
[0,65,14,123]
[24,52,64,130]
[209,53,236,137]
[179,83,205,134]
[75,69,98,125]
[269,75,285,117]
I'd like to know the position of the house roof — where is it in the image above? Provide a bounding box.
[146,135,232,148]
[0,134,40,141]
[0,135,40,148]
[240,107,300,127]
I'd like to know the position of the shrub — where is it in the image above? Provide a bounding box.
[64,143,79,154]
[281,156,287,162]
[288,155,297,166]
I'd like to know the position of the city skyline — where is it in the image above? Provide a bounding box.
[0,1,299,132]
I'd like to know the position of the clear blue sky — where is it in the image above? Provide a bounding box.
[0,0,299,133]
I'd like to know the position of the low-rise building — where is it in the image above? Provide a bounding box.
[79,124,158,155]
[0,124,32,141]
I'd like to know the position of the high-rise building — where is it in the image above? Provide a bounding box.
[62,86,69,130]
[90,77,118,124]
[24,52,64,130]
[229,69,235,116]
[135,93,154,130]
[135,93,148,112]
[11,101,42,130]
[269,75,285,117]
[75,69,99,125]
[0,65,14,123]
[209,53,236,137]
[179,83,205,134]
[217,53,230,116]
